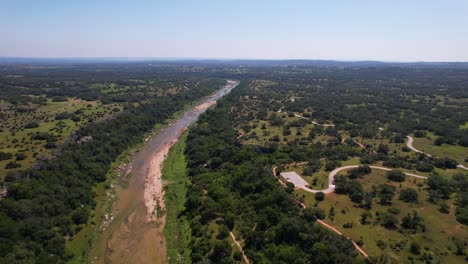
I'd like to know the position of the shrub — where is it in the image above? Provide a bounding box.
[438,202,450,214]
[399,188,418,203]
[314,192,325,202]
[380,212,398,229]
[387,170,406,182]
[410,241,421,255]
[15,153,26,161]
[0,151,13,161]
[378,184,396,206]
[55,112,72,120]
[5,161,21,169]
[24,121,39,129]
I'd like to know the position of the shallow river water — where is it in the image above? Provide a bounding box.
[92,80,239,264]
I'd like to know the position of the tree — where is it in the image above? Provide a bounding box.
[348,181,365,204]
[325,160,340,171]
[387,170,406,182]
[285,182,295,193]
[378,144,389,155]
[458,135,468,147]
[15,153,26,161]
[378,184,396,206]
[434,157,458,169]
[360,211,372,225]
[455,206,468,225]
[303,159,322,175]
[0,152,13,161]
[410,241,421,255]
[347,165,371,179]
[380,212,398,229]
[314,192,325,202]
[5,162,21,169]
[439,202,450,214]
[413,131,426,138]
[333,175,349,194]
[303,207,325,221]
[209,239,231,262]
[401,211,426,232]
[216,225,229,240]
[71,208,89,225]
[426,173,451,200]
[399,188,418,203]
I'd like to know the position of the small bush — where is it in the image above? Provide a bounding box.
[24,121,39,129]
[387,170,406,182]
[5,161,21,169]
[0,151,13,161]
[15,153,26,161]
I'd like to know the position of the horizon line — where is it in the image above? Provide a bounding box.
[1,56,468,64]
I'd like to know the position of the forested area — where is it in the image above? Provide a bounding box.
[0,61,467,263]
[184,82,363,263]
[224,67,467,262]
[0,65,224,263]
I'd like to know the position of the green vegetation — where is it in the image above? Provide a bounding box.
[184,82,364,263]
[0,98,121,179]
[304,169,467,263]
[412,131,468,165]
[1,62,467,263]
[223,73,467,263]
[0,65,224,263]
[162,131,192,263]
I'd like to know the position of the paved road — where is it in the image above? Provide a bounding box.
[281,165,427,194]
[406,135,467,171]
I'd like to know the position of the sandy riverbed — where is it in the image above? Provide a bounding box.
[90,80,239,264]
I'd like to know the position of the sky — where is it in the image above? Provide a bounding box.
[1,0,468,61]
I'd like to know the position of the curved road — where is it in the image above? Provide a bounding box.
[406,136,432,157]
[406,135,467,171]
[281,165,427,194]
[273,167,369,258]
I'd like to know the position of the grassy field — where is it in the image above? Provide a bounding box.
[411,132,467,165]
[162,131,192,264]
[0,97,122,180]
[295,168,467,263]
[240,111,321,145]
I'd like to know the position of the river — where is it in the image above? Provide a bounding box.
[91,80,239,264]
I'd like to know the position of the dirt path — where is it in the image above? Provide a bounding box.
[229,232,250,264]
[406,135,467,171]
[406,136,432,157]
[294,113,334,127]
[275,168,369,258]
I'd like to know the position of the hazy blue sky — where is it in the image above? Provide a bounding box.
[1,0,468,61]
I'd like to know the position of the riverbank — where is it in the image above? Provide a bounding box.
[65,121,171,264]
[65,80,239,264]
[161,131,191,263]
